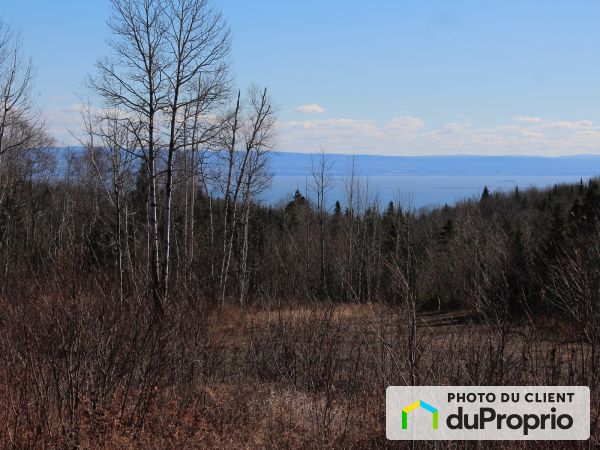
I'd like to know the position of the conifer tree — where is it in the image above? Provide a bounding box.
[481,185,490,201]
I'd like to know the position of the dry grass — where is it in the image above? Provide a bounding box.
[0,297,597,449]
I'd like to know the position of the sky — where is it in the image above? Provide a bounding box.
[2,0,600,155]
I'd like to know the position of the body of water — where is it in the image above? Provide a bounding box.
[52,148,600,210]
[261,152,600,209]
[265,174,589,210]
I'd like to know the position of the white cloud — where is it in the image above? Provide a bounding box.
[293,103,325,114]
[514,116,594,130]
[42,105,600,156]
[43,103,87,146]
[540,119,594,130]
[278,115,600,156]
[513,116,544,124]
[385,116,425,132]
[43,102,130,147]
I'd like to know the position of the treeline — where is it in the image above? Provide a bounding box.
[2,135,600,320]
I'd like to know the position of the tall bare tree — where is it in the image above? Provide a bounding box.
[311,149,333,294]
[90,0,167,313]
[160,0,230,300]
[91,0,230,313]
[76,102,139,303]
[218,87,275,304]
[0,21,52,274]
[0,21,46,158]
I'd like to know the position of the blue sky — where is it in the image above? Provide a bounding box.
[2,0,600,155]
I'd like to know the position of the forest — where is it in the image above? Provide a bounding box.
[1,0,599,448]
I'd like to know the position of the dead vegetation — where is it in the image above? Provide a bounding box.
[0,291,597,449]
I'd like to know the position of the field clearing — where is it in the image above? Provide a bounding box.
[1,295,597,448]
[179,302,598,448]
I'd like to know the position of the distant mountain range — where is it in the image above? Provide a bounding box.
[52,147,600,178]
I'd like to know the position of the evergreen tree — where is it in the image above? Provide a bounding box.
[382,201,398,253]
[582,179,600,223]
[333,200,342,217]
[385,201,395,216]
[331,200,342,234]
[284,190,309,230]
[549,204,568,246]
[578,178,585,196]
[481,185,490,201]
[437,219,454,245]
[286,190,307,210]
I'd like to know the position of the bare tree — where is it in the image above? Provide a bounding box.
[311,149,333,294]
[218,87,275,305]
[160,0,230,300]
[75,101,139,303]
[181,75,229,274]
[0,21,47,158]
[90,0,166,314]
[0,21,52,275]
[237,93,274,305]
[90,0,230,313]
[0,20,52,184]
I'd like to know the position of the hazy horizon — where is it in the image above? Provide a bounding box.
[50,148,600,209]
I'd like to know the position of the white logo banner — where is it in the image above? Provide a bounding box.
[386,386,589,440]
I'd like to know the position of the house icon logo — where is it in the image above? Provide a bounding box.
[402,400,439,430]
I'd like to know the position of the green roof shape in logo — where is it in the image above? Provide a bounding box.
[402,400,438,430]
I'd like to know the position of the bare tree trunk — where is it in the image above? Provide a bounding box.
[148,144,164,314]
[219,91,241,304]
[239,194,251,306]
[161,143,174,302]
[219,88,274,305]
[311,150,331,295]
[115,169,124,303]
[189,134,196,270]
